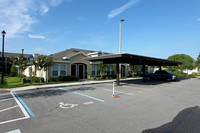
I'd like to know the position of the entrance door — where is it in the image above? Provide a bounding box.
[121,65,126,78]
[78,65,84,79]
[71,65,76,76]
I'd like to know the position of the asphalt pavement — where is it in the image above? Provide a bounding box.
[0,78,200,133]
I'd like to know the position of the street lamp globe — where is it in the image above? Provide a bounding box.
[1,30,6,36]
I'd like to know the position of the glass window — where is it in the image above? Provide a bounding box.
[91,65,96,75]
[107,65,113,75]
[91,65,100,76]
[60,64,66,76]
[97,66,100,75]
[52,64,58,77]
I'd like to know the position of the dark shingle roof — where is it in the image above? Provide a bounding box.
[51,48,110,60]
[0,52,32,58]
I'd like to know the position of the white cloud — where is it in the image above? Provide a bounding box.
[41,4,49,15]
[0,0,71,38]
[35,47,50,54]
[28,34,45,39]
[108,0,140,19]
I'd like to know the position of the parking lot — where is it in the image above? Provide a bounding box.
[1,78,200,133]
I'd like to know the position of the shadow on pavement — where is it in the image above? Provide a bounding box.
[142,106,200,133]
[18,86,97,99]
[120,78,190,86]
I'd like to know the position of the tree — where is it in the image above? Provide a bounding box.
[18,55,28,75]
[168,54,195,73]
[34,55,53,83]
[196,53,200,71]
[9,56,18,77]
[98,62,106,78]
[130,65,141,74]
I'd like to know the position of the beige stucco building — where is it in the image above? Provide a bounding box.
[23,48,128,81]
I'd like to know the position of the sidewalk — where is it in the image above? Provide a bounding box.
[6,78,139,92]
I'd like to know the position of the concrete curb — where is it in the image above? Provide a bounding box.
[0,89,11,92]
[10,78,141,92]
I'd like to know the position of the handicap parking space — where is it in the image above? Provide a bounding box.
[13,87,106,117]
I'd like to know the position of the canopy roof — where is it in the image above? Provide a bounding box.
[86,53,182,66]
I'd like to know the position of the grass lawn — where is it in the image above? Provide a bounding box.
[0,77,80,89]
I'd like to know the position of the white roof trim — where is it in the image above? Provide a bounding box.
[53,60,70,63]
[63,51,89,59]
[90,62,100,64]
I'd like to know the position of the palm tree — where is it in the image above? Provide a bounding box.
[18,55,28,76]
[34,55,53,83]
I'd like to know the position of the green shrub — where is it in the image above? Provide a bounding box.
[58,76,79,81]
[32,76,44,83]
[127,74,132,78]
[189,72,197,78]
[18,74,26,78]
[48,77,59,82]
[0,79,7,85]
[177,74,187,78]
[49,76,79,82]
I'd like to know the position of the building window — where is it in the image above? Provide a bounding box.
[91,65,100,76]
[52,64,67,77]
[107,65,114,75]
[60,64,67,76]
[52,64,58,77]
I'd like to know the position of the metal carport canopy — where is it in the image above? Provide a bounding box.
[85,53,182,85]
[86,53,182,66]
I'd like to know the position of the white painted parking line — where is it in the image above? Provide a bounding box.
[5,129,21,133]
[83,101,94,105]
[103,89,133,96]
[0,91,31,125]
[0,98,14,103]
[121,86,151,91]
[0,116,29,125]
[58,88,104,102]
[10,91,30,118]
[0,105,19,113]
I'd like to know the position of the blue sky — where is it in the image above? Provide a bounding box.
[1,0,200,60]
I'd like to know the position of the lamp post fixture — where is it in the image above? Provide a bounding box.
[119,19,124,54]
[1,30,6,84]
[22,49,24,59]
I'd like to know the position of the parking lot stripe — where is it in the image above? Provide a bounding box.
[0,105,19,113]
[58,88,104,102]
[0,116,29,125]
[5,129,21,133]
[103,89,133,96]
[0,98,14,103]
[11,91,35,118]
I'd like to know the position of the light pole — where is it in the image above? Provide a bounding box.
[22,49,24,59]
[119,19,124,54]
[1,30,6,84]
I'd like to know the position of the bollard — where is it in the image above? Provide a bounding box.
[112,81,115,96]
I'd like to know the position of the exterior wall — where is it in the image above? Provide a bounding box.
[69,54,90,76]
[23,53,130,80]
[183,67,199,74]
[23,65,46,80]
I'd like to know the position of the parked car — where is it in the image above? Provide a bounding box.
[145,70,178,81]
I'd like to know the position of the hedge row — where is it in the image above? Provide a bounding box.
[48,76,79,82]
[89,75,116,80]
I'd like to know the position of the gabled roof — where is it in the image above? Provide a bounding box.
[51,48,110,61]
